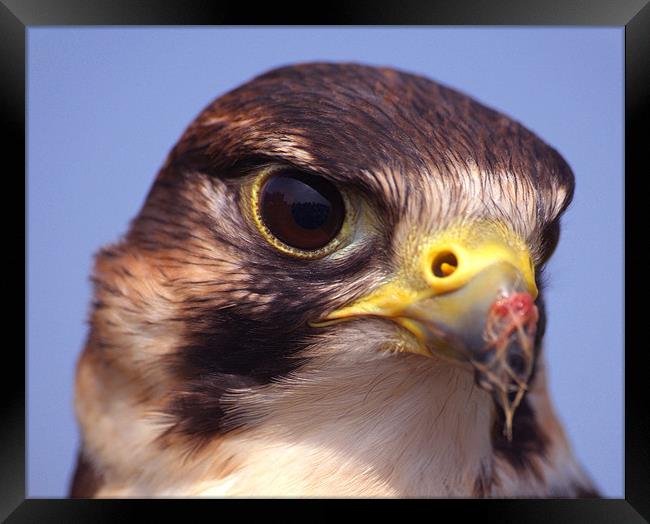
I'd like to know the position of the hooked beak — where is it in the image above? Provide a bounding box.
[311,221,540,440]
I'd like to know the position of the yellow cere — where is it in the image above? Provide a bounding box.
[417,220,537,298]
[317,219,538,325]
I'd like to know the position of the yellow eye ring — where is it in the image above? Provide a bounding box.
[248,166,352,259]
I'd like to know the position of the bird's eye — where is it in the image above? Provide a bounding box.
[251,169,347,257]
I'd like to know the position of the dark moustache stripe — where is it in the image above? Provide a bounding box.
[161,245,382,446]
[161,307,311,446]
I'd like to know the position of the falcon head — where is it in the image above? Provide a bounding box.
[74,63,595,497]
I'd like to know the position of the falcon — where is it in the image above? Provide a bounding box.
[70,63,598,497]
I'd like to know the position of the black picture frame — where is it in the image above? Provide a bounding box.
[6,0,645,521]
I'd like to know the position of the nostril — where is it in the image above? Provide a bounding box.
[432,250,458,278]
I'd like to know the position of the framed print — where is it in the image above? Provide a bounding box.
[6,0,647,521]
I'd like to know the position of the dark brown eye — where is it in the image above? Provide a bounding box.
[259,170,345,251]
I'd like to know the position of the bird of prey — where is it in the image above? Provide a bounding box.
[70,63,598,497]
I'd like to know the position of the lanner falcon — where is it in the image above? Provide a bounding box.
[70,63,598,497]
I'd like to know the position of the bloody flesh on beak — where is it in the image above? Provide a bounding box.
[474,291,538,441]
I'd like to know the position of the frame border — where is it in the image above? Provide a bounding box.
[7,0,645,521]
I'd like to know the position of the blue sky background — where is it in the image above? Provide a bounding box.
[27,27,623,497]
